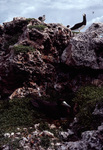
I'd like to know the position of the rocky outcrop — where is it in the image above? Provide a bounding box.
[0,17,103,150]
[58,123,103,150]
[61,23,103,69]
[2,119,103,150]
[0,17,70,99]
[0,18,103,100]
[2,123,60,150]
[58,100,103,150]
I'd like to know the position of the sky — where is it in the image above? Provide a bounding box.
[0,0,103,31]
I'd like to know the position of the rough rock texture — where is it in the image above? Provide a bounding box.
[58,100,103,150]
[61,23,103,69]
[0,19,103,99]
[0,18,103,150]
[93,102,103,117]
[0,17,70,99]
[58,123,103,150]
[2,123,60,150]
[2,122,103,150]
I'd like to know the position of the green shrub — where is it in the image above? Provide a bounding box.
[0,98,44,133]
[28,24,46,31]
[0,97,62,148]
[40,135,51,148]
[72,31,80,34]
[13,45,35,54]
[73,86,103,131]
[26,18,35,23]
[9,33,21,45]
[4,33,21,49]
[38,122,50,131]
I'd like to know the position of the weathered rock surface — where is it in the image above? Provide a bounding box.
[61,23,103,69]
[58,123,103,150]
[0,17,103,150]
[58,100,103,150]
[0,17,70,99]
[0,18,103,99]
[93,101,103,117]
[2,123,60,150]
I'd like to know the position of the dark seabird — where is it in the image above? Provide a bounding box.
[70,14,86,32]
[31,98,71,119]
[38,15,45,22]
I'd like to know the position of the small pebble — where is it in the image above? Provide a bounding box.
[23,128,27,131]
[55,143,61,146]
[4,133,10,138]
[17,127,21,131]
[23,137,28,142]
[11,132,15,136]
[49,124,56,129]
[34,123,40,130]
[16,132,21,135]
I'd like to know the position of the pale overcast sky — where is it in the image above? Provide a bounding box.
[0,0,103,31]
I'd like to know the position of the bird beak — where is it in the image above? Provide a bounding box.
[62,101,71,108]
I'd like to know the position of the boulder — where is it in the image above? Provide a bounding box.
[61,23,103,69]
[93,102,103,117]
[58,123,103,150]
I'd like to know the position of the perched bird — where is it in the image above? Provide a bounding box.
[38,15,45,22]
[70,14,86,32]
[31,98,71,119]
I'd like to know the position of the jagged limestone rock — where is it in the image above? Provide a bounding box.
[61,23,103,69]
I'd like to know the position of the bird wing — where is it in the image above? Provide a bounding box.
[70,22,83,30]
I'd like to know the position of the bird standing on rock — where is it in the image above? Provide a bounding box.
[38,15,45,22]
[31,98,71,119]
[70,14,86,32]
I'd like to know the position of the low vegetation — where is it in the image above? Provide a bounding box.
[28,24,46,31]
[4,33,21,49]
[72,31,80,34]
[0,85,103,148]
[73,85,103,131]
[0,97,45,147]
[40,135,51,148]
[26,18,35,23]
[13,45,35,54]
[0,98,44,133]
[0,97,62,148]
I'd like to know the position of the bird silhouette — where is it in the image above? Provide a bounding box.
[31,98,71,119]
[70,14,86,32]
[38,15,45,22]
